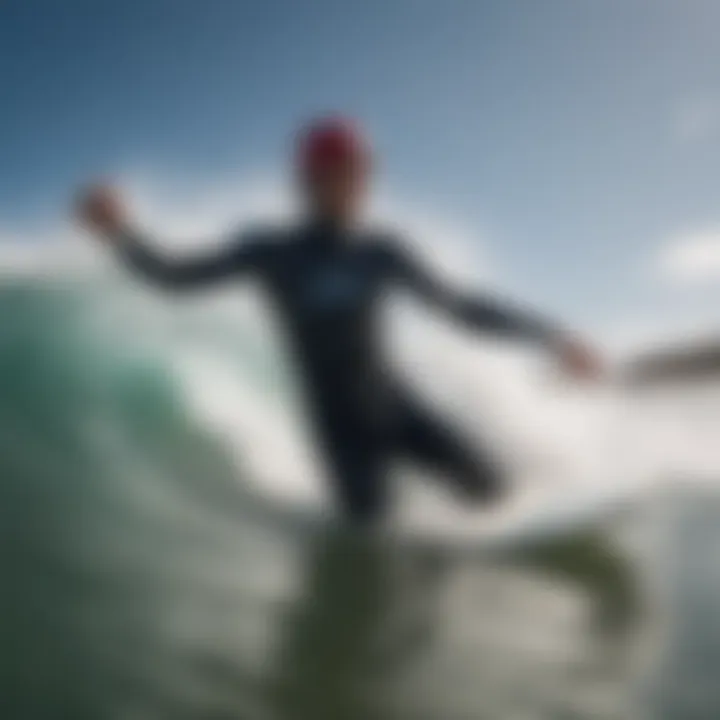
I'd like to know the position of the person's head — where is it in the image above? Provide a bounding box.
[295,116,372,226]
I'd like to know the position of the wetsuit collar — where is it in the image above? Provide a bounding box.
[303,215,356,248]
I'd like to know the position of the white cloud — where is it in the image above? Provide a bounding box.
[658,228,720,284]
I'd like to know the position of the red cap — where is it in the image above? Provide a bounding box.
[296,116,371,176]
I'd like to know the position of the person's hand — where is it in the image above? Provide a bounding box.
[75,183,127,238]
[555,334,605,382]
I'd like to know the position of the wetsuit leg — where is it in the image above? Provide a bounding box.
[317,424,390,525]
[393,395,505,504]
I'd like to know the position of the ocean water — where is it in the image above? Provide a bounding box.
[1,277,719,720]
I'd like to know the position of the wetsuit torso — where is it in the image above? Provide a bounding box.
[116,220,560,522]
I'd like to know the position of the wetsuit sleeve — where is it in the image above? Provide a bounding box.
[111,228,268,290]
[384,240,562,346]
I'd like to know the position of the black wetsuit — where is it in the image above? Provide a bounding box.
[116,221,560,523]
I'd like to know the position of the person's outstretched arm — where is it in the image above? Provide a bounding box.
[76,184,266,290]
[110,227,265,289]
[383,238,603,378]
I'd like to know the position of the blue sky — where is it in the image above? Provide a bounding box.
[2,0,720,346]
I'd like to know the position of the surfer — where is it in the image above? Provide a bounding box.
[76,116,602,525]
